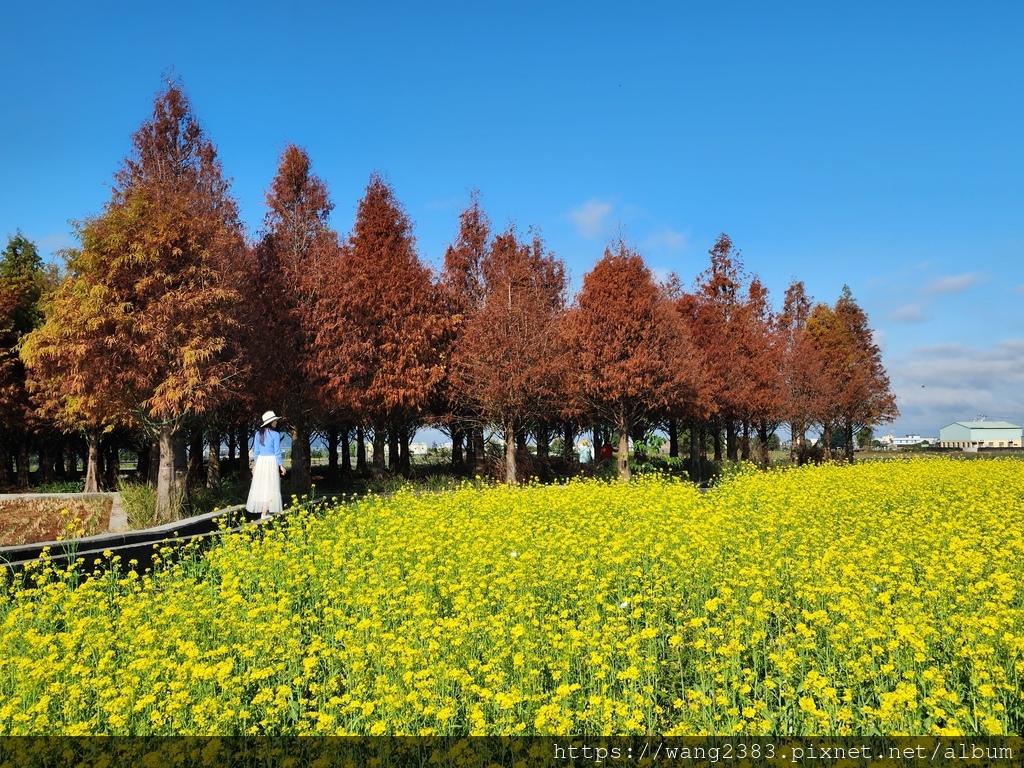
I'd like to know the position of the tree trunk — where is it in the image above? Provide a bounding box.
[341,427,352,477]
[188,429,205,488]
[400,428,411,478]
[175,430,189,516]
[515,429,528,455]
[357,425,368,473]
[84,428,102,494]
[136,444,149,483]
[689,422,701,483]
[757,422,771,470]
[206,431,221,488]
[237,425,251,482]
[473,428,486,477]
[372,426,385,475]
[104,439,120,489]
[41,442,56,485]
[713,422,723,462]
[53,440,67,481]
[617,413,632,481]
[228,429,236,464]
[147,441,160,485]
[726,420,738,462]
[17,439,30,490]
[155,424,184,523]
[291,426,311,493]
[504,420,517,485]
[326,427,339,482]
[536,424,549,459]
[465,426,475,470]
[668,419,678,459]
[740,422,751,462]
[65,442,78,479]
[845,420,856,464]
[452,426,464,469]
[387,427,399,474]
[562,420,574,460]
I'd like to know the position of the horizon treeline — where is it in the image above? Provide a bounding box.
[1,81,898,519]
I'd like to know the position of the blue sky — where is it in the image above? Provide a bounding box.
[3,1,1023,439]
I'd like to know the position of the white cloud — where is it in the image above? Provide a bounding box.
[888,339,1024,432]
[643,228,689,253]
[886,304,927,323]
[651,267,673,285]
[924,272,986,295]
[566,199,613,239]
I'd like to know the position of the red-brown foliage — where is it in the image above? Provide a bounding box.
[252,144,340,491]
[807,286,899,460]
[314,174,446,474]
[24,80,245,514]
[451,227,567,483]
[566,241,699,480]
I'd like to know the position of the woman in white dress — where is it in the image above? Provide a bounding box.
[246,411,286,519]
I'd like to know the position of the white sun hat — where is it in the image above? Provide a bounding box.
[260,410,280,426]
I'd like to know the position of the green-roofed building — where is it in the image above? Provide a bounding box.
[939,419,1022,449]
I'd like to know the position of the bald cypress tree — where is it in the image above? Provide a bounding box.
[315,174,446,476]
[566,241,698,481]
[25,80,245,518]
[439,193,491,472]
[255,145,339,493]
[452,227,567,484]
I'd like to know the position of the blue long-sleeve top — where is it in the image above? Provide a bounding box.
[253,428,284,466]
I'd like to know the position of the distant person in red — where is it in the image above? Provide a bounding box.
[599,442,615,462]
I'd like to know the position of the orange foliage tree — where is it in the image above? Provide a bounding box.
[21,269,128,493]
[680,233,748,461]
[252,144,339,492]
[807,286,898,461]
[451,227,567,484]
[438,193,491,471]
[779,280,824,464]
[732,277,786,467]
[314,174,446,476]
[566,241,699,480]
[25,80,245,517]
[0,233,52,488]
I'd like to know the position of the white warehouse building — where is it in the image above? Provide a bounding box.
[939,419,1022,449]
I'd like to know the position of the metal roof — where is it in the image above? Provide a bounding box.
[944,420,1021,430]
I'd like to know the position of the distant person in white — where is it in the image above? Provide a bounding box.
[246,411,286,519]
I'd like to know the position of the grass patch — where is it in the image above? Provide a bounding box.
[33,480,87,494]
[117,481,162,529]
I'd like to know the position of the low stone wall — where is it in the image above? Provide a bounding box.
[0,504,255,578]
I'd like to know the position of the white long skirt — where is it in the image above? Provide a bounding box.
[246,455,283,515]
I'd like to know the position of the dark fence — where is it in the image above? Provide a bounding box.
[0,504,261,578]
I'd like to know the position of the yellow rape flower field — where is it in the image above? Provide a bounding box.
[1,457,1023,736]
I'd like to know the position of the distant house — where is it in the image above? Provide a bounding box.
[409,442,430,457]
[939,419,1022,449]
[892,434,924,447]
